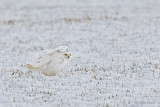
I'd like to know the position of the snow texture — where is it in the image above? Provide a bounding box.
[0,0,160,106]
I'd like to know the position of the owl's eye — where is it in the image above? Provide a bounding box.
[70,54,71,56]
[64,54,67,56]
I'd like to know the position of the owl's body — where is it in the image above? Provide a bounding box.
[26,46,71,76]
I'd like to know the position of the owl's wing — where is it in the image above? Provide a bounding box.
[34,54,52,66]
[34,45,68,64]
[27,54,52,71]
[47,52,65,65]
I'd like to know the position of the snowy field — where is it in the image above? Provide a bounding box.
[1,0,160,106]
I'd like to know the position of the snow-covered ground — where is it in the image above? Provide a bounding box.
[1,0,160,106]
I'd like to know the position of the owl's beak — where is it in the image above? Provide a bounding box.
[68,56,70,58]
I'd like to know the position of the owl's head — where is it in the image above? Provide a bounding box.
[63,51,72,59]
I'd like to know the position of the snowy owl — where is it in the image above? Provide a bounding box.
[26,46,72,76]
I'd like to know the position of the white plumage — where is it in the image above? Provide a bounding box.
[26,46,72,76]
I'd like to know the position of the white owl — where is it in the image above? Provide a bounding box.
[26,46,72,76]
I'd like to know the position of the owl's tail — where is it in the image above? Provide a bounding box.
[26,64,40,71]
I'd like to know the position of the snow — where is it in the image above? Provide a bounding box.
[0,0,160,106]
